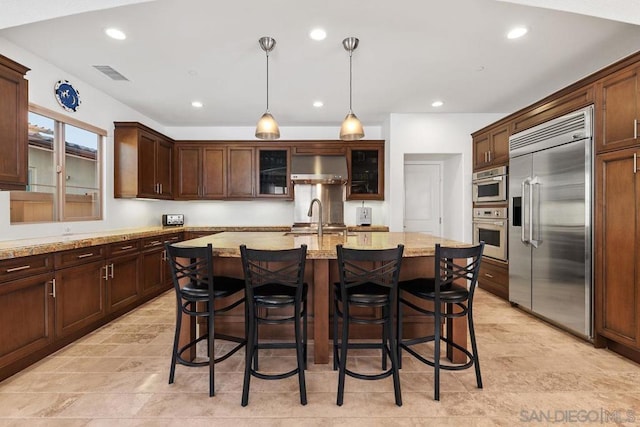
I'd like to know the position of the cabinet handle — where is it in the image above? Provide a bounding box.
[6,265,31,273]
[49,278,56,298]
[120,245,134,250]
[102,265,109,280]
[77,253,94,259]
[149,240,162,246]
[635,119,638,139]
[488,151,491,162]
[161,250,167,261]
[109,263,114,279]
[484,273,494,278]
[160,183,163,194]
[635,153,637,174]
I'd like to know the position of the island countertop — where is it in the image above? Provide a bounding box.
[177,231,471,258]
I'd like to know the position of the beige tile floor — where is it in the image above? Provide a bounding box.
[1,289,639,426]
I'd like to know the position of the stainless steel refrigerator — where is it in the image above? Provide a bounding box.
[508,105,593,339]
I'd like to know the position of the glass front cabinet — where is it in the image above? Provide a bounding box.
[347,142,384,200]
[256,147,292,199]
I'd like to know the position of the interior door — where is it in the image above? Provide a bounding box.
[403,162,441,235]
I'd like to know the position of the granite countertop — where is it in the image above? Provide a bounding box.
[0,225,390,260]
[178,231,470,259]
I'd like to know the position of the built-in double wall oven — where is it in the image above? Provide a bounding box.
[472,165,508,262]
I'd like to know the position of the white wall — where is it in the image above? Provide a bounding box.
[387,113,505,243]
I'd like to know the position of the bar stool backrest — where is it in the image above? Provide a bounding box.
[336,244,405,291]
[240,244,308,299]
[434,243,484,301]
[166,243,214,296]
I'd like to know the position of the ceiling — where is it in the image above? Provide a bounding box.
[1,0,640,128]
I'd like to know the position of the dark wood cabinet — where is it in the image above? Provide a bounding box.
[114,122,173,199]
[595,65,640,153]
[472,125,509,171]
[595,147,640,349]
[141,233,181,295]
[347,142,384,200]
[54,259,106,338]
[0,264,54,371]
[0,55,29,190]
[227,146,255,198]
[175,143,226,199]
[106,241,141,313]
[257,147,291,198]
[477,258,508,300]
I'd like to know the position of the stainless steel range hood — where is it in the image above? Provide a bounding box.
[290,155,348,184]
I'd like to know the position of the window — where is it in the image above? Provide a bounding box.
[10,106,104,223]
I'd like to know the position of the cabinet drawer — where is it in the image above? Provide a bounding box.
[142,233,182,250]
[55,246,105,269]
[293,145,346,155]
[478,259,508,300]
[0,254,54,283]
[107,240,141,257]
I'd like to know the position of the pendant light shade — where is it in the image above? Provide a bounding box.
[256,36,280,140]
[340,37,364,141]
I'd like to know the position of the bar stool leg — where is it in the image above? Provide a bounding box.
[336,306,350,406]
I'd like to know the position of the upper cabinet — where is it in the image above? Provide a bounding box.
[472,125,509,171]
[227,146,255,199]
[0,55,29,190]
[174,143,226,200]
[257,147,291,199]
[595,64,640,153]
[114,122,173,199]
[347,141,384,200]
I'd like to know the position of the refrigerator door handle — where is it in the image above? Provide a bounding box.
[521,178,531,244]
[530,176,542,248]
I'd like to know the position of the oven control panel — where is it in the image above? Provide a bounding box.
[473,207,507,219]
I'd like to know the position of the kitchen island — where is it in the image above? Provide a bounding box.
[177,231,472,364]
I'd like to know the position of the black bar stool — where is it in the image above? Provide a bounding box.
[397,242,484,401]
[333,244,404,406]
[239,244,308,407]
[165,243,246,397]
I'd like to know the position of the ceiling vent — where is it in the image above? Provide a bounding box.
[92,65,129,81]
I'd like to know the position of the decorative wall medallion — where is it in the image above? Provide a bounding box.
[54,80,81,112]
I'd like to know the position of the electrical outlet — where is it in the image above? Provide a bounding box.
[63,226,72,235]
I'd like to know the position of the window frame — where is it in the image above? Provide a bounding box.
[21,103,106,222]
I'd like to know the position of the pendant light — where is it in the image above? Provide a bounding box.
[255,36,280,140]
[340,37,364,141]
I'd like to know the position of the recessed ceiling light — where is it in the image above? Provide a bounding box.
[105,28,126,40]
[191,101,203,108]
[309,28,327,41]
[432,101,444,107]
[507,26,528,39]
[313,100,324,108]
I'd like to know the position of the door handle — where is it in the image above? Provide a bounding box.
[102,265,109,280]
[530,176,542,248]
[49,278,56,298]
[109,263,114,279]
[521,178,530,244]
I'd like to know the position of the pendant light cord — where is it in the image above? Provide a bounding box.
[349,50,353,113]
[265,50,270,112]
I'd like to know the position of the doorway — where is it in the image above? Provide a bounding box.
[403,161,442,235]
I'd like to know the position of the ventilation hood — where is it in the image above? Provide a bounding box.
[290,155,348,184]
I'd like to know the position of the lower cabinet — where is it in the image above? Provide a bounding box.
[54,259,106,338]
[477,257,508,300]
[141,233,181,295]
[107,252,141,313]
[0,272,55,370]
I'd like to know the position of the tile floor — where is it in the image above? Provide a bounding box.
[1,289,639,426]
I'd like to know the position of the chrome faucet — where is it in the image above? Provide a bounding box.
[307,198,323,238]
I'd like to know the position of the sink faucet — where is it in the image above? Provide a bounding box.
[307,198,323,238]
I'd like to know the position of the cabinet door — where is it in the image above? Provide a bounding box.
[0,273,54,369]
[595,148,640,348]
[107,253,140,313]
[257,148,290,198]
[141,247,164,295]
[227,146,254,198]
[202,146,226,199]
[490,126,509,165]
[473,133,491,170]
[0,56,28,190]
[597,66,640,153]
[347,145,384,200]
[156,139,173,198]
[138,133,157,197]
[54,260,106,338]
[175,145,201,199]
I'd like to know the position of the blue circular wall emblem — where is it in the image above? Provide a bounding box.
[54,80,81,112]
